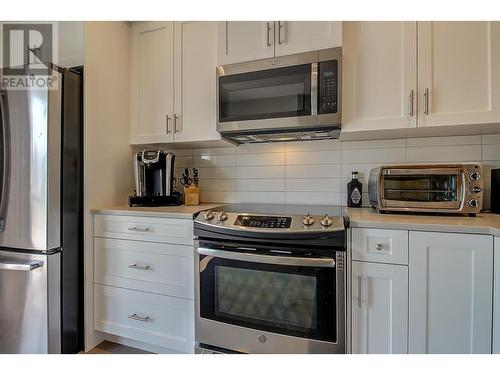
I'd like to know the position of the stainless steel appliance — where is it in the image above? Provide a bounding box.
[0,66,83,353]
[129,149,182,206]
[217,48,342,144]
[368,164,484,216]
[193,204,347,354]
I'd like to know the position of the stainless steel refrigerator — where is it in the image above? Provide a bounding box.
[0,66,83,353]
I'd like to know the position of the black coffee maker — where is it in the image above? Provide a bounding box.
[128,149,182,206]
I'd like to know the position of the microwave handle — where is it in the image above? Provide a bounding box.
[311,62,318,116]
[197,247,335,268]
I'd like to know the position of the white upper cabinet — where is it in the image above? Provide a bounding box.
[130,22,175,144]
[351,261,408,354]
[418,21,500,128]
[217,21,275,65]
[274,21,341,57]
[173,22,220,143]
[342,22,417,132]
[130,22,220,145]
[409,231,493,354]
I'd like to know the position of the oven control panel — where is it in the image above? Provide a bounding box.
[235,215,292,229]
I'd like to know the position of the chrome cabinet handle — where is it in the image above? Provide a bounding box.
[375,243,384,251]
[424,88,429,115]
[166,115,171,134]
[278,21,285,44]
[174,114,180,133]
[128,314,151,323]
[266,22,272,47]
[357,275,362,308]
[128,226,150,232]
[128,264,151,271]
[408,90,414,117]
[198,247,335,268]
[0,261,41,271]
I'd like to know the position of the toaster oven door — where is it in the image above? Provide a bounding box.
[380,168,463,209]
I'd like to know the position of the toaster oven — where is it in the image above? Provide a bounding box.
[368,164,483,216]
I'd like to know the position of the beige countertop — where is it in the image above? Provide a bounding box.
[347,208,500,237]
[91,203,223,219]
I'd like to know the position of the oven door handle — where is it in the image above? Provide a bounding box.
[197,247,335,268]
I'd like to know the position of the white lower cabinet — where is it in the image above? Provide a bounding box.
[351,261,408,354]
[94,284,194,353]
[493,236,500,353]
[409,231,494,354]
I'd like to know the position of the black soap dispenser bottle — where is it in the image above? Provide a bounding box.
[347,171,363,207]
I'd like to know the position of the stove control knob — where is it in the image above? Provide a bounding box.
[217,210,228,222]
[302,213,315,226]
[468,199,479,208]
[469,171,481,181]
[321,214,333,227]
[204,210,214,221]
[470,186,483,194]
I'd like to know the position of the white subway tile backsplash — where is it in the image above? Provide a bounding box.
[286,164,342,179]
[163,134,500,206]
[342,148,406,164]
[286,178,342,192]
[237,192,286,204]
[407,145,481,163]
[237,166,286,179]
[237,179,285,192]
[236,152,285,166]
[286,150,341,165]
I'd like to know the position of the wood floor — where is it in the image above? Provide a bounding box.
[85,341,152,354]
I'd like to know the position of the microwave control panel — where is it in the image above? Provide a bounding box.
[318,60,338,114]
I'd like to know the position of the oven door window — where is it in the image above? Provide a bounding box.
[199,255,336,342]
[219,64,312,122]
[382,173,461,208]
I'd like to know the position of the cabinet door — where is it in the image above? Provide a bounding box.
[494,237,500,353]
[351,261,408,354]
[173,22,220,143]
[274,21,341,57]
[409,231,493,353]
[342,22,417,132]
[418,21,500,127]
[217,21,275,65]
[130,22,174,144]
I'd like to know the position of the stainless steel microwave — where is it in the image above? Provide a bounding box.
[216,48,342,144]
[368,164,484,216]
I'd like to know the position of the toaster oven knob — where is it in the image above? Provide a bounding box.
[217,210,228,222]
[468,199,479,208]
[470,186,483,194]
[321,214,333,227]
[204,210,214,221]
[469,171,481,181]
[302,213,315,226]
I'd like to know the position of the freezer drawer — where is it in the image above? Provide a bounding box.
[0,250,60,353]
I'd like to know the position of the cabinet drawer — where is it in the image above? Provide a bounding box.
[352,228,408,265]
[94,214,194,245]
[94,284,194,353]
[94,238,194,299]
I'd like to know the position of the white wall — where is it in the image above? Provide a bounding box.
[167,134,500,210]
[58,21,84,67]
[83,21,133,351]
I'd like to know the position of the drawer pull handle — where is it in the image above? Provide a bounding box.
[375,243,384,251]
[128,264,151,271]
[128,226,151,232]
[128,314,151,323]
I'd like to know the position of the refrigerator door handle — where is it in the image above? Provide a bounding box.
[0,261,42,271]
[0,91,10,232]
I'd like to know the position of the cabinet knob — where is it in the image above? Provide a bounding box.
[375,243,384,251]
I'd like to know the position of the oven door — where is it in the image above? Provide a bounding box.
[381,167,464,210]
[195,245,345,354]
